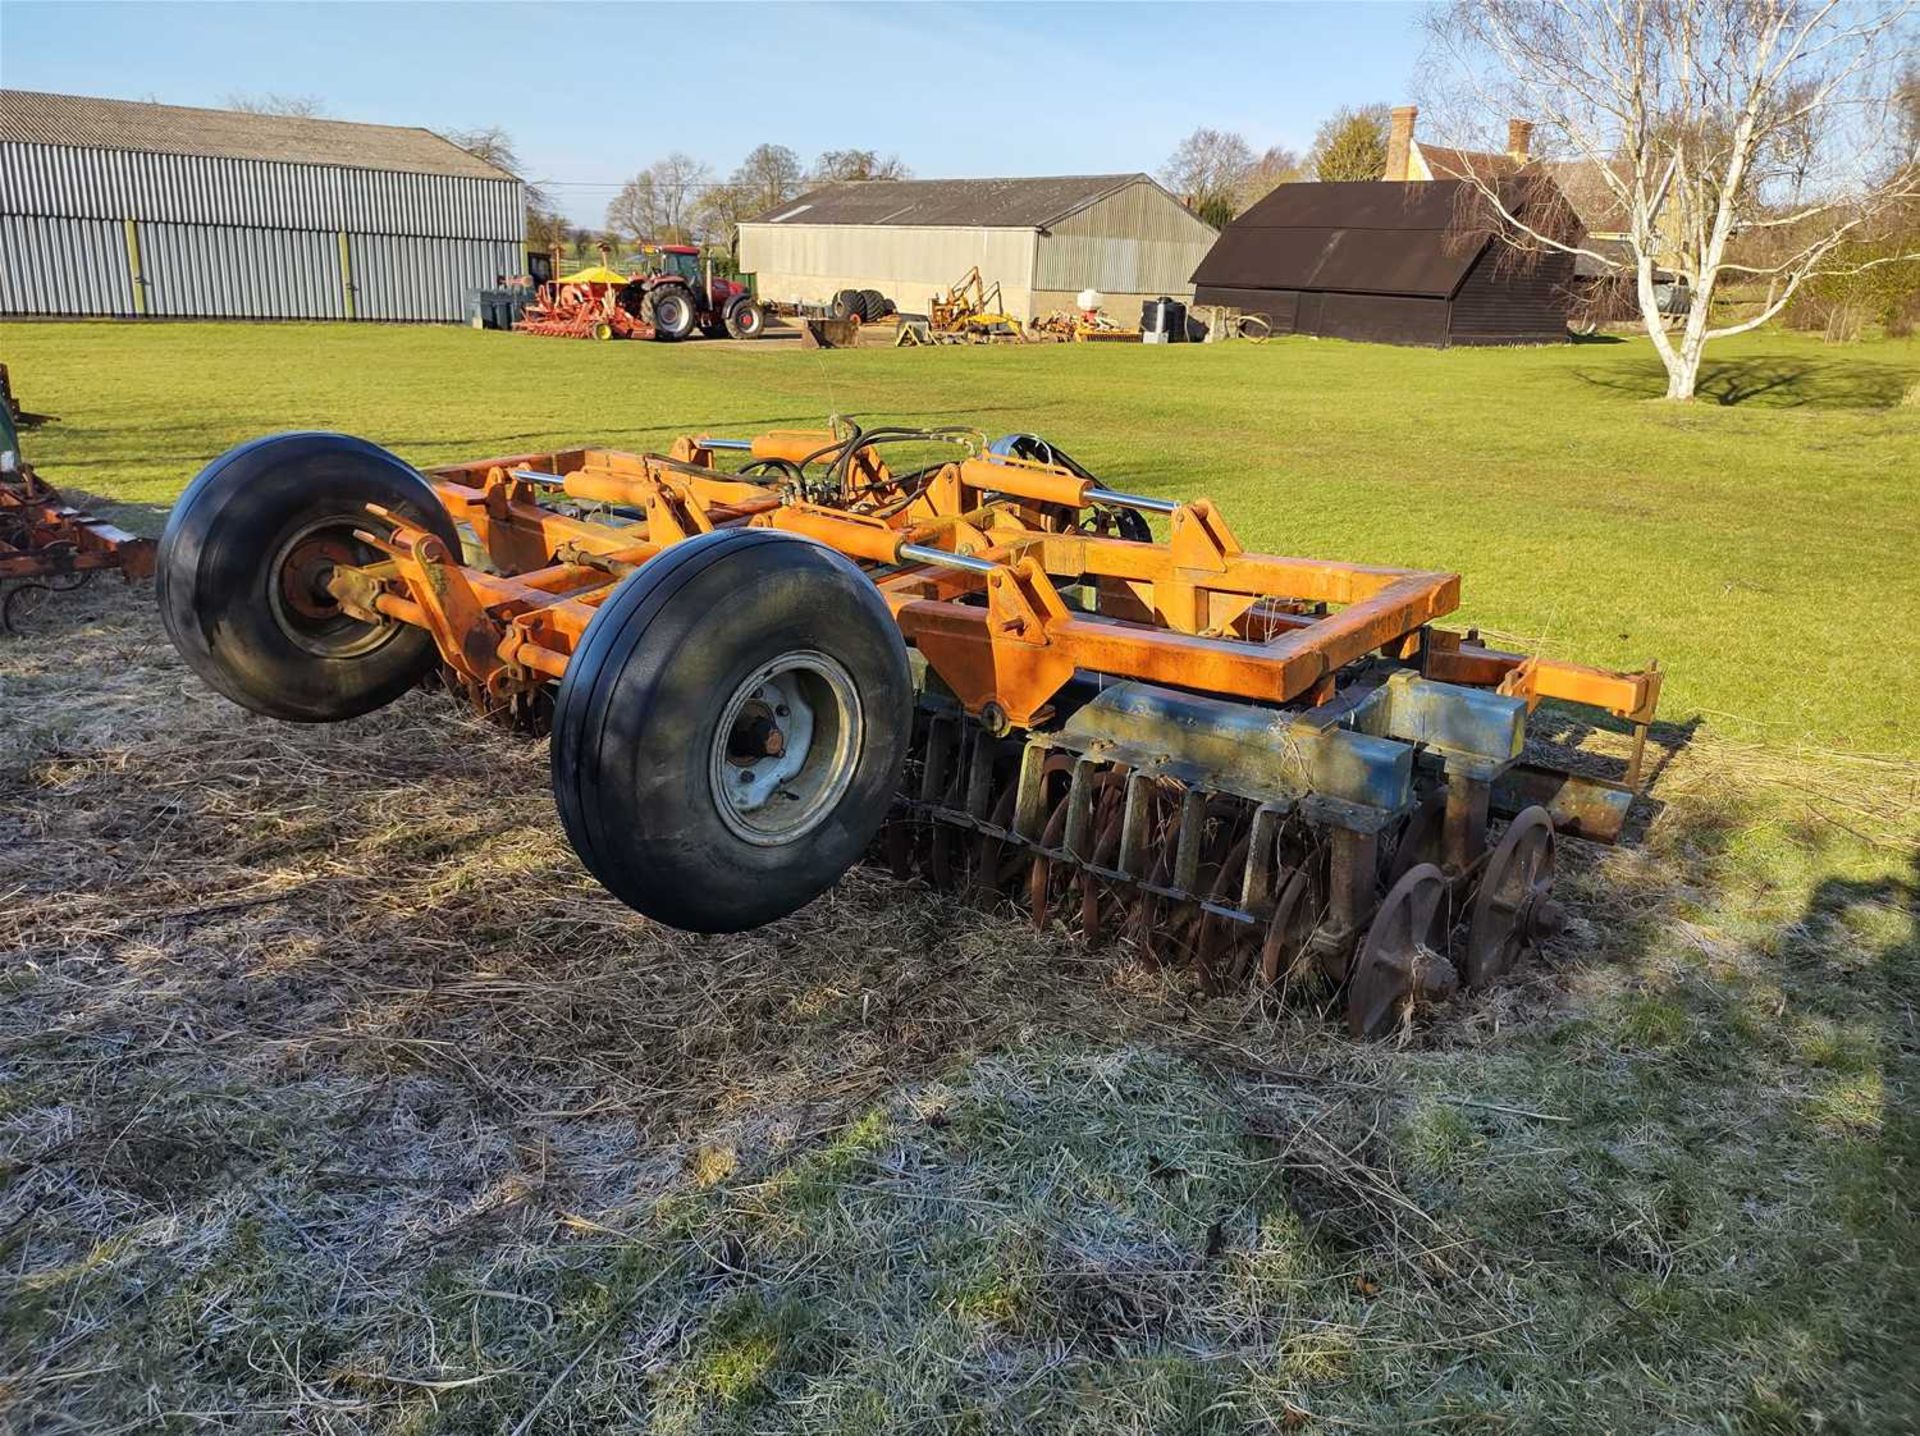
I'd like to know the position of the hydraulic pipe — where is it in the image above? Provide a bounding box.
[1086,486,1178,514]
[898,542,997,575]
[768,508,1001,575]
[967,459,1177,515]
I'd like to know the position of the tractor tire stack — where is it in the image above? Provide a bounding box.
[832,289,896,324]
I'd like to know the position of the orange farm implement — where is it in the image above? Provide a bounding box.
[157,424,1661,1036]
[513,270,656,341]
[1,389,153,633]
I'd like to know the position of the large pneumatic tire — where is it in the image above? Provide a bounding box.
[551,529,912,933]
[156,432,460,722]
[648,285,697,341]
[723,298,766,340]
[830,289,860,320]
[858,288,888,323]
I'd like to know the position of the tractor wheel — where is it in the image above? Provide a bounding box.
[551,529,912,933]
[156,432,460,722]
[648,285,698,341]
[724,298,766,340]
[859,289,888,323]
[830,289,861,320]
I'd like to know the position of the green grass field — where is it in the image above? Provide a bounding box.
[1,321,1915,1434]
[5,319,1918,751]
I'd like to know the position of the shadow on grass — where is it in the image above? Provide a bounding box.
[1575,355,1915,408]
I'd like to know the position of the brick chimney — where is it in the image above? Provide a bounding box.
[1507,118,1534,164]
[1386,106,1417,181]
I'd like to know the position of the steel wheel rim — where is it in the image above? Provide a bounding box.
[1466,806,1558,988]
[1348,863,1454,1039]
[267,518,397,659]
[710,651,862,846]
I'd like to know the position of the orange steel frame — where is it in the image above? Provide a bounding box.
[327,430,1661,762]
[1,473,155,583]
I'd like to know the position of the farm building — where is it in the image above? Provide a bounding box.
[1379,103,1678,327]
[737,174,1218,323]
[1189,180,1576,347]
[0,90,523,322]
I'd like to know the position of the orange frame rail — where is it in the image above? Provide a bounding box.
[326,433,1660,771]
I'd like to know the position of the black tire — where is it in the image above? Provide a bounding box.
[723,298,765,340]
[648,285,697,341]
[858,289,888,322]
[551,529,912,933]
[156,432,460,722]
[615,281,648,319]
[830,289,860,320]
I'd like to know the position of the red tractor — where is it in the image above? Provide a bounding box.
[616,244,765,342]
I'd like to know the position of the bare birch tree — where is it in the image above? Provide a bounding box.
[1428,0,1917,399]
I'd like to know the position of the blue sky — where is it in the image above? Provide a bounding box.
[0,1,1431,225]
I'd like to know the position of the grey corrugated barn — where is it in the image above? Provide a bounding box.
[737,174,1218,323]
[0,90,524,321]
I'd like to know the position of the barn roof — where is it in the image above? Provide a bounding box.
[1192,181,1507,298]
[0,89,515,181]
[1190,178,1575,299]
[745,174,1153,230]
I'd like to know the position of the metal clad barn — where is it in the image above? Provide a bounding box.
[0,90,524,321]
[1190,180,1573,347]
[737,174,1217,323]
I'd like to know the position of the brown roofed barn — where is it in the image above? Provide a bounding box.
[1190,179,1576,347]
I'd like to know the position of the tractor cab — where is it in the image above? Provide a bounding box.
[652,245,702,284]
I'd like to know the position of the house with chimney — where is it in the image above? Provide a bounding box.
[1384,105,1676,325]
[1385,106,1538,185]
[1187,98,1599,347]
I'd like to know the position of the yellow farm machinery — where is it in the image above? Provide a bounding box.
[899,267,1026,344]
[157,421,1660,1036]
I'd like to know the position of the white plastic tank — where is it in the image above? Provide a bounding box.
[1076,288,1101,313]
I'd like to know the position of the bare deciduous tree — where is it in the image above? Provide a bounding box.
[1428,0,1918,399]
[811,149,910,183]
[695,143,807,250]
[732,143,807,215]
[225,92,328,118]
[1161,127,1256,228]
[1242,145,1306,208]
[444,126,565,250]
[607,152,715,244]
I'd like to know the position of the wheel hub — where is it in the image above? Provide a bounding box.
[711,653,862,846]
[279,533,355,620]
[267,520,396,659]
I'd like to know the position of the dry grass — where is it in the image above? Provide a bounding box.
[2,583,1915,1434]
